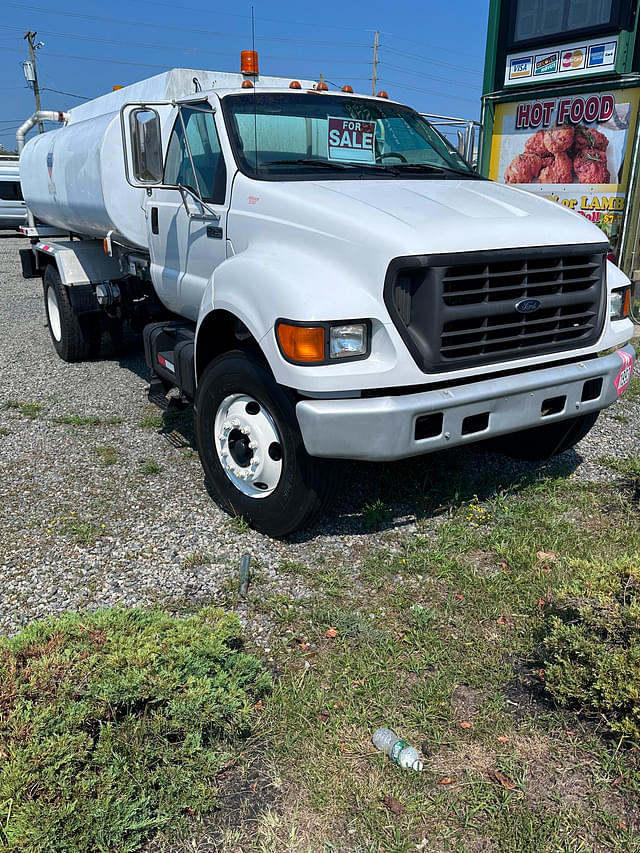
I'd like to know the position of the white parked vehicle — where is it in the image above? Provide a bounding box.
[0,156,27,229]
[17,60,636,536]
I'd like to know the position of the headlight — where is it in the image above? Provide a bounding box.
[276,319,370,364]
[330,324,367,359]
[610,286,631,321]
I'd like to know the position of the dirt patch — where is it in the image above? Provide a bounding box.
[451,684,485,720]
[503,663,552,719]
[466,549,502,577]
[425,742,497,783]
[145,758,280,852]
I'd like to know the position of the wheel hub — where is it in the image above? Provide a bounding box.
[214,394,283,498]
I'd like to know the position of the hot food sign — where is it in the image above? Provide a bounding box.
[515,94,614,130]
[488,87,640,240]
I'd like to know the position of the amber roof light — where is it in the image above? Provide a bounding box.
[241,50,259,76]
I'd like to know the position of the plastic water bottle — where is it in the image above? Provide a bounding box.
[372,727,424,771]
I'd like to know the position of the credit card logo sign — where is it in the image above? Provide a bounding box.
[589,44,606,66]
[561,49,585,70]
[509,57,532,79]
[534,53,558,76]
[587,42,616,68]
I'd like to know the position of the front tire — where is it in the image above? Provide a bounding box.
[43,265,94,361]
[195,351,337,537]
[494,412,599,461]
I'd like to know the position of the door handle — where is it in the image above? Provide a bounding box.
[151,207,159,235]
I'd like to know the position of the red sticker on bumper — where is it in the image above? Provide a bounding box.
[614,349,634,397]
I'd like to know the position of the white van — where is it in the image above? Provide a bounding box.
[0,157,26,229]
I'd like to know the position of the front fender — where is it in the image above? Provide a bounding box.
[195,246,396,386]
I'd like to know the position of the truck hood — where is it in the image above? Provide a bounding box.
[230,175,607,258]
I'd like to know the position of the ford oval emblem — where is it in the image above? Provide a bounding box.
[515,298,541,314]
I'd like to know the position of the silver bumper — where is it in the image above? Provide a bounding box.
[296,344,636,461]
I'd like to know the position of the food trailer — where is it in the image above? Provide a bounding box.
[480,0,640,297]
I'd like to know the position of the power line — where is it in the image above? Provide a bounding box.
[382,45,482,76]
[129,0,371,34]
[41,87,87,100]
[4,4,370,47]
[0,25,372,63]
[377,78,479,105]
[381,30,485,63]
[380,62,482,89]
[2,46,371,86]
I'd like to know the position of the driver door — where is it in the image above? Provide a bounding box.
[147,103,228,321]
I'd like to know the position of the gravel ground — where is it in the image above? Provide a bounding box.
[1,233,639,642]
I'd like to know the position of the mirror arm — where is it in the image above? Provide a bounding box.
[177,184,221,221]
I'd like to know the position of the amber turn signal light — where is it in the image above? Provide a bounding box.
[277,323,325,362]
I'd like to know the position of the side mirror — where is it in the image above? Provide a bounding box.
[129,108,162,183]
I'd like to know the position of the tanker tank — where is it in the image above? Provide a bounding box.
[19,69,221,248]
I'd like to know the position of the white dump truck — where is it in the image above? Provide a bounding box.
[17,58,636,536]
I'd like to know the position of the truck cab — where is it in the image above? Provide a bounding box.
[17,64,636,536]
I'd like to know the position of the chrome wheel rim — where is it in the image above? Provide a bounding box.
[214,393,283,498]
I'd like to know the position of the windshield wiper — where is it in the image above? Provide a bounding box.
[264,158,353,169]
[264,158,395,173]
[389,163,481,179]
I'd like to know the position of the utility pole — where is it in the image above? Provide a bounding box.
[24,31,43,133]
[371,30,379,96]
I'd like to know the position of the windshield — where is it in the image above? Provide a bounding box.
[221,92,477,181]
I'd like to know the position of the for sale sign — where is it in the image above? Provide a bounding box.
[328,117,375,163]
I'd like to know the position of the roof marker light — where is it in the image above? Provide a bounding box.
[377,90,389,99]
[317,81,329,91]
[341,85,353,93]
[241,79,254,89]
[290,80,302,89]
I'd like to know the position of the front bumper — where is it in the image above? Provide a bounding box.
[296,344,636,461]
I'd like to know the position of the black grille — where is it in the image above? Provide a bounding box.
[384,245,607,372]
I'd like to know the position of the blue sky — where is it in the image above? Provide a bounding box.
[0,0,490,151]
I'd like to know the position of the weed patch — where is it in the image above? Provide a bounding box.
[54,414,124,426]
[140,457,162,475]
[95,445,119,466]
[46,512,105,544]
[139,412,163,429]
[2,400,44,419]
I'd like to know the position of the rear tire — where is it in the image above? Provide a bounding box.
[195,350,338,537]
[494,412,599,461]
[43,264,94,361]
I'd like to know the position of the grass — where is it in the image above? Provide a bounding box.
[140,457,162,475]
[45,511,105,544]
[2,400,44,419]
[54,413,124,426]
[139,412,164,429]
[182,551,213,569]
[0,607,270,853]
[229,515,250,534]
[220,456,640,852]
[95,444,119,466]
[362,498,392,531]
[623,375,640,404]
